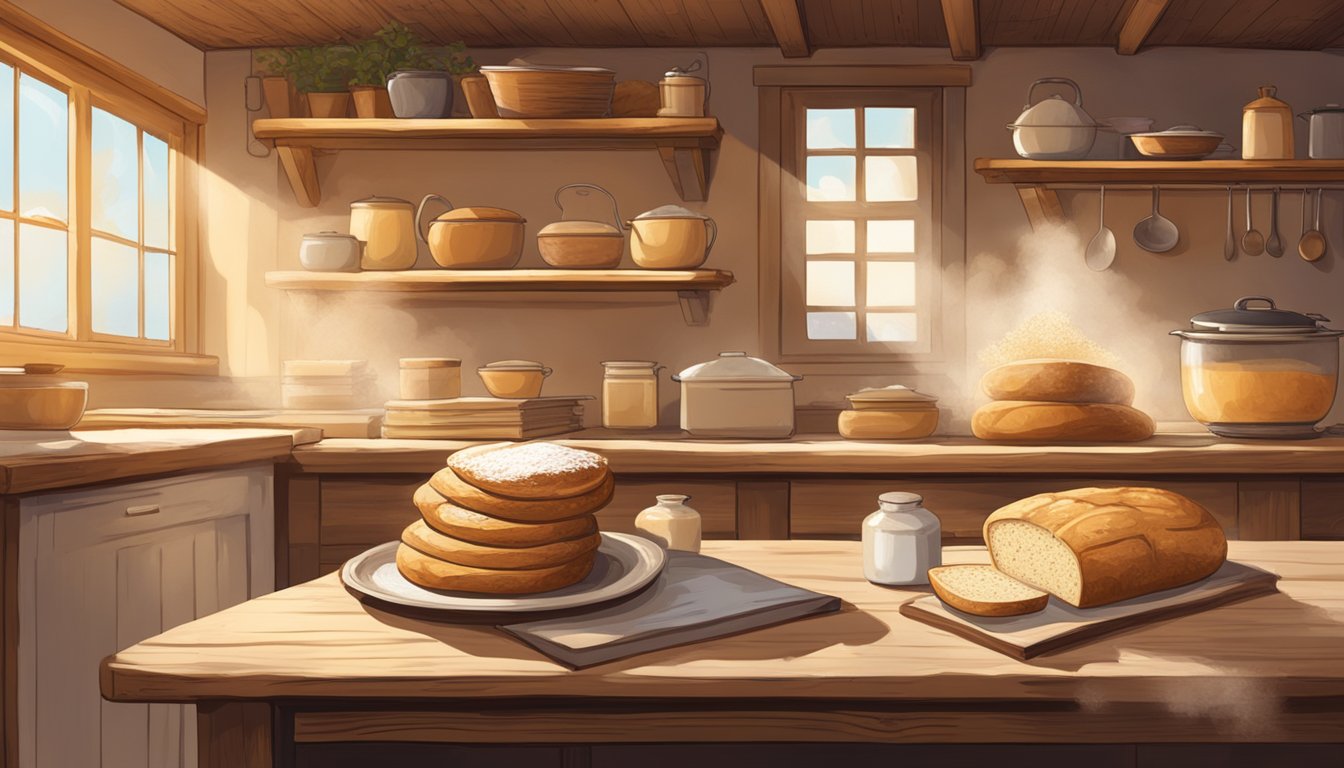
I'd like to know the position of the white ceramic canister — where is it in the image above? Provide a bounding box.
[1300,104,1344,159]
[299,231,362,272]
[399,357,462,400]
[601,360,662,429]
[635,494,702,552]
[861,491,941,586]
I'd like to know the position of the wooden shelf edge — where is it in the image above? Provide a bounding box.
[975,157,1344,185]
[263,269,737,293]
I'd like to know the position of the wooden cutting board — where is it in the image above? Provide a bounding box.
[899,560,1279,660]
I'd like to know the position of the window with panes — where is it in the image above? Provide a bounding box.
[0,54,181,347]
[780,88,941,359]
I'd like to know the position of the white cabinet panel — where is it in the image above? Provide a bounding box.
[19,465,273,768]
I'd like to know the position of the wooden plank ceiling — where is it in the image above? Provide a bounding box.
[115,0,1344,57]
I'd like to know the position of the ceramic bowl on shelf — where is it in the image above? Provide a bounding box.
[1129,125,1225,160]
[0,376,87,430]
[479,360,552,399]
[480,65,615,118]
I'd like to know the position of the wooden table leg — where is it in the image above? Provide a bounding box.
[198,702,273,768]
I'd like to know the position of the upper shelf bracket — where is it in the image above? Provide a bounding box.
[254,117,725,207]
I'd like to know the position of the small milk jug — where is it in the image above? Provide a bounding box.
[862,492,940,585]
[635,494,701,553]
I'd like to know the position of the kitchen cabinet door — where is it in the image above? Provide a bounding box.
[19,466,273,768]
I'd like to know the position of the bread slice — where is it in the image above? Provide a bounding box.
[928,565,1048,617]
[983,487,1227,608]
[447,442,610,499]
[981,359,1135,405]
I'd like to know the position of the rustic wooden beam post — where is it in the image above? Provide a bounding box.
[1117,0,1173,55]
[760,0,811,58]
[940,0,981,61]
[198,702,273,768]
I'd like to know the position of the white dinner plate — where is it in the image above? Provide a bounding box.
[340,532,666,614]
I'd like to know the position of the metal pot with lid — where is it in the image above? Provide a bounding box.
[1171,296,1342,439]
[1006,77,1097,160]
[658,59,708,117]
[627,204,717,269]
[673,352,802,438]
[1299,103,1344,159]
[415,195,526,269]
[537,183,625,269]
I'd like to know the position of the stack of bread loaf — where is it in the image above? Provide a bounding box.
[396,442,613,594]
[929,486,1228,616]
[971,359,1155,442]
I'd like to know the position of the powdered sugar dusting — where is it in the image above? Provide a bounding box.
[452,442,606,483]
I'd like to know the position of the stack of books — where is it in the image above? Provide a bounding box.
[381,396,588,439]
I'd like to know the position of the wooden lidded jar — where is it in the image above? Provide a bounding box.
[1242,85,1295,160]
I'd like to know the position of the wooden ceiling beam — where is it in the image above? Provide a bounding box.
[759,0,811,58]
[1117,0,1173,55]
[940,0,981,61]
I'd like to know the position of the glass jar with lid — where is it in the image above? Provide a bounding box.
[602,360,662,429]
[862,491,941,586]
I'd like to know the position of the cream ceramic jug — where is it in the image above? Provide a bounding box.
[350,195,417,270]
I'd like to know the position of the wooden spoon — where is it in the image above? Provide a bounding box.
[1241,187,1264,256]
[1299,189,1327,262]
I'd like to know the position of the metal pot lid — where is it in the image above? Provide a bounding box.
[480,359,547,371]
[480,65,614,74]
[388,70,450,79]
[602,360,660,369]
[633,204,711,221]
[537,220,622,238]
[1184,296,1336,334]
[673,352,801,383]
[1011,99,1095,129]
[302,231,361,242]
[351,195,413,209]
[1133,124,1223,138]
[434,206,526,224]
[1305,103,1344,114]
[846,385,938,404]
[664,60,704,79]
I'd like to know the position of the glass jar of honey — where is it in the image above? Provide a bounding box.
[601,361,662,429]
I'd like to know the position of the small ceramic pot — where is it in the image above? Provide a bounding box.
[387,70,452,118]
[399,358,462,400]
[478,360,552,399]
[299,231,362,272]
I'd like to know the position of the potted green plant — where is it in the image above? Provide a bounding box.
[254,48,300,118]
[349,22,475,119]
[286,45,355,118]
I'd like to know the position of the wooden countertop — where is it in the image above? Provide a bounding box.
[0,427,320,495]
[102,541,1344,724]
[291,431,1344,475]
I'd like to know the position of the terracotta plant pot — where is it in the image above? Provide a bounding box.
[350,86,394,119]
[306,91,351,119]
[260,76,300,118]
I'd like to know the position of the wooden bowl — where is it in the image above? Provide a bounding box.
[1129,133,1222,160]
[481,66,615,118]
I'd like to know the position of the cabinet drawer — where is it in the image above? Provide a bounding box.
[791,478,1239,542]
[25,466,272,553]
[600,479,736,538]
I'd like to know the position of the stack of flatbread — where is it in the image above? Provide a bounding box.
[971,359,1154,442]
[396,442,614,594]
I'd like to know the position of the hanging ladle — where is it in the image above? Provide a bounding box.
[1299,188,1327,262]
[1241,187,1265,256]
[1132,185,1178,253]
[1084,185,1116,271]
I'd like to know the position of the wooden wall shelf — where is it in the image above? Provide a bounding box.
[974,158,1344,228]
[264,268,736,326]
[252,117,724,207]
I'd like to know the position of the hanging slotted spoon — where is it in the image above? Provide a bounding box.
[1084,186,1116,271]
[1132,185,1178,253]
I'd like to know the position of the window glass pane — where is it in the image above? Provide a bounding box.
[806,261,855,306]
[0,64,12,213]
[144,250,170,341]
[865,156,917,202]
[805,220,854,255]
[806,109,855,149]
[867,312,918,342]
[867,262,916,307]
[867,220,916,253]
[18,75,67,222]
[0,218,11,325]
[807,311,856,340]
[91,108,139,240]
[91,237,138,337]
[18,223,66,332]
[865,108,915,148]
[143,133,170,249]
[807,155,855,201]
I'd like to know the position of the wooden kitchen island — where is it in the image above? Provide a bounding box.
[101,541,1344,768]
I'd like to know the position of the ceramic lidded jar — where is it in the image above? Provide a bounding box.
[627,204,717,270]
[635,494,702,552]
[350,195,417,270]
[862,491,941,586]
[1243,85,1295,160]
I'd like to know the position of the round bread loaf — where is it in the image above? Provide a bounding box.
[983,487,1227,608]
[981,359,1135,405]
[971,401,1154,442]
[447,442,610,499]
[401,519,601,570]
[413,483,598,547]
[429,466,614,522]
[396,543,595,594]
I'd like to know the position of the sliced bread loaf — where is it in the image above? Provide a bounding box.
[928,565,1049,617]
